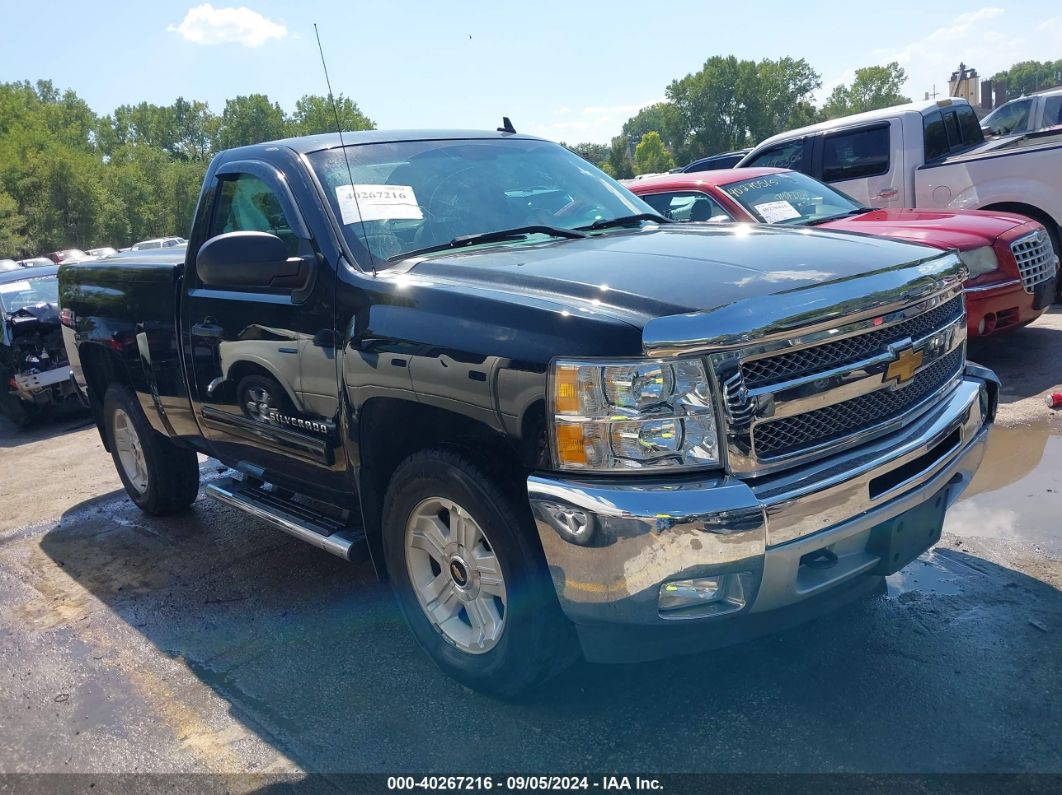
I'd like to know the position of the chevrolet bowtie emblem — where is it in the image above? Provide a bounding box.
[885,347,923,384]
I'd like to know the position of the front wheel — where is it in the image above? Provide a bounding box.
[103,383,200,515]
[382,449,577,696]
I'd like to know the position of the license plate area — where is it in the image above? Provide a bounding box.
[865,487,948,575]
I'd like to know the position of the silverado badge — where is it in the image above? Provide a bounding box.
[885,347,924,384]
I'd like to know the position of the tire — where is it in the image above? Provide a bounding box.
[1,392,39,428]
[236,373,292,423]
[382,449,577,697]
[103,383,200,515]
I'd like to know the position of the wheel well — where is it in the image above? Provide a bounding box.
[224,360,298,408]
[78,344,131,449]
[357,399,529,578]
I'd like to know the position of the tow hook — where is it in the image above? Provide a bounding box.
[800,548,839,570]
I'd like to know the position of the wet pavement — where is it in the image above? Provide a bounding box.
[1,312,1060,778]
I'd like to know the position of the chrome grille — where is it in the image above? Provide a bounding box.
[1011,233,1055,293]
[741,296,964,389]
[753,347,964,459]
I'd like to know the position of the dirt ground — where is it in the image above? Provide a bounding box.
[0,307,1059,782]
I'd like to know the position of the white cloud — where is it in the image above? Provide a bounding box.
[530,98,665,144]
[168,4,288,48]
[820,8,1062,105]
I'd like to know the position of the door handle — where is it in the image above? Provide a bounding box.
[875,188,899,200]
[191,320,224,339]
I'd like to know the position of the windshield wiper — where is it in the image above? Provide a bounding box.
[390,225,586,261]
[802,207,876,226]
[576,213,672,231]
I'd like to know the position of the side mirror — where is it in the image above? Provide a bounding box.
[196,231,310,289]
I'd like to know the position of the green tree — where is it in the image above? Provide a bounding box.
[288,94,375,136]
[562,142,610,168]
[606,136,634,179]
[622,103,685,161]
[820,62,910,120]
[665,55,820,161]
[991,59,1062,101]
[0,191,28,256]
[634,131,675,174]
[216,94,288,149]
[747,57,821,142]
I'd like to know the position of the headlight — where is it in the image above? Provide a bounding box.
[957,246,999,276]
[549,358,720,472]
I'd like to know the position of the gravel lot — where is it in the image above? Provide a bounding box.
[1,308,1060,783]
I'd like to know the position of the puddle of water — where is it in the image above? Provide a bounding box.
[946,422,1062,552]
[886,551,963,597]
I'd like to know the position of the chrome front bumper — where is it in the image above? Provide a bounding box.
[528,365,997,640]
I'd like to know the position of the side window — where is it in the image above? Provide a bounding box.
[821,125,890,182]
[955,106,984,147]
[924,111,949,160]
[1044,96,1062,127]
[641,191,731,222]
[942,111,961,149]
[210,173,301,256]
[745,139,806,172]
[985,99,1032,136]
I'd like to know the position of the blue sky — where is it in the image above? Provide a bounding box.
[2,2,1059,144]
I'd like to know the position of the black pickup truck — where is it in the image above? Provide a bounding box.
[60,129,999,695]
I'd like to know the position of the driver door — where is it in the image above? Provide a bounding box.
[182,162,342,491]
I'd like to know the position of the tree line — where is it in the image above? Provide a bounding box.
[0,80,374,257]
[3,54,1058,256]
[562,58,912,178]
[566,56,1060,178]
[991,59,1062,101]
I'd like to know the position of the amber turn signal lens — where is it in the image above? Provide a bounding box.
[554,365,581,414]
[555,423,588,465]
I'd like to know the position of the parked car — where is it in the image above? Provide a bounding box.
[981,88,1062,139]
[17,257,55,268]
[1,265,81,426]
[86,246,119,258]
[737,97,1062,295]
[0,259,19,272]
[61,129,997,695]
[677,149,752,173]
[628,168,1058,337]
[45,249,90,264]
[130,237,186,251]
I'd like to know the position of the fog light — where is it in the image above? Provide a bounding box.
[659,576,724,611]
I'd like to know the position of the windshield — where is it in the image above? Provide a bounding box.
[981,99,1032,136]
[0,275,59,313]
[718,171,863,225]
[308,138,653,264]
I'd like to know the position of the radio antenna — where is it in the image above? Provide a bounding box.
[314,23,377,276]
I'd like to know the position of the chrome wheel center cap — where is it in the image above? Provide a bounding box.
[446,550,480,599]
[449,557,470,588]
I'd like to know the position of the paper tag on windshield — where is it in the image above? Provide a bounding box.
[0,281,31,294]
[753,200,801,223]
[336,184,422,224]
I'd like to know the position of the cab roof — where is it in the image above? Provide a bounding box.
[228,129,544,157]
[752,98,972,151]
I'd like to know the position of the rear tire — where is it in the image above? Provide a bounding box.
[1,393,40,428]
[103,383,200,515]
[382,449,577,697]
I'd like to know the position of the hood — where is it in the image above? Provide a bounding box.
[6,302,60,338]
[403,225,945,327]
[823,208,1029,250]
